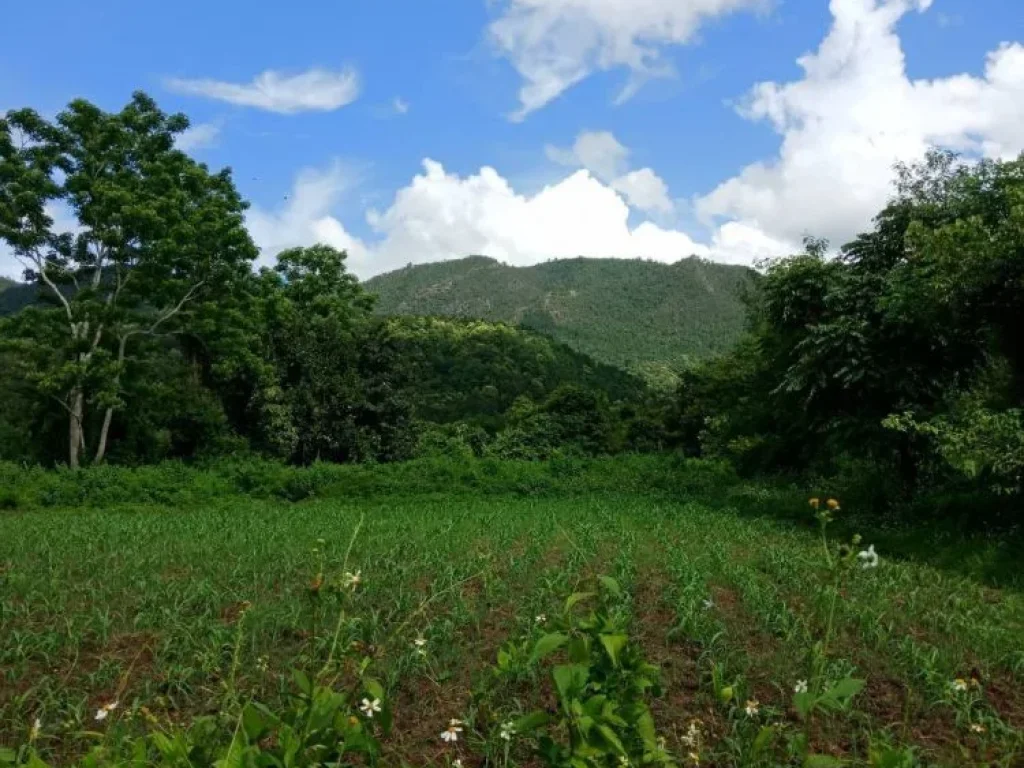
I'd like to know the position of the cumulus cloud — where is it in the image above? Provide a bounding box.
[246,163,368,269]
[175,122,220,152]
[489,0,764,119]
[166,67,360,114]
[392,97,410,115]
[547,131,673,214]
[359,159,708,276]
[696,0,1024,250]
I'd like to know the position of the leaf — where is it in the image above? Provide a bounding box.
[241,702,267,742]
[598,575,622,598]
[531,632,569,665]
[793,690,816,720]
[636,709,657,750]
[752,725,777,756]
[594,724,626,755]
[565,592,595,612]
[514,710,552,734]
[567,635,591,664]
[291,669,312,696]
[599,633,628,668]
[553,664,589,701]
[826,677,865,704]
[0,750,18,766]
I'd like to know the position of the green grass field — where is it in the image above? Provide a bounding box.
[2,489,1023,766]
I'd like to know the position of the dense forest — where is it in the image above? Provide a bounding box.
[367,255,753,383]
[2,93,1022,516]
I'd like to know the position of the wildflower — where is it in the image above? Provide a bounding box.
[681,719,703,747]
[29,717,41,742]
[618,756,630,767]
[826,499,840,511]
[744,699,760,717]
[441,718,463,743]
[360,698,382,718]
[94,701,119,722]
[794,680,808,694]
[809,498,820,510]
[857,545,879,569]
[970,723,986,733]
[342,571,363,590]
[500,721,516,741]
[453,760,464,768]
[535,614,547,625]
[309,573,324,593]
[702,598,715,610]
[952,678,969,693]
[256,655,269,673]
[688,752,701,766]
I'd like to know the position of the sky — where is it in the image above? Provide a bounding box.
[1,0,1022,279]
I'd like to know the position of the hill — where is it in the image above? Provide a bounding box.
[386,315,645,429]
[365,256,754,381]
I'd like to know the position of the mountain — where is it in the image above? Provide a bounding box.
[366,256,754,382]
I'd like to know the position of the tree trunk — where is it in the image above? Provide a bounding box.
[69,388,85,469]
[94,335,130,465]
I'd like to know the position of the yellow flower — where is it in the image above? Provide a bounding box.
[809,498,820,510]
[826,499,840,511]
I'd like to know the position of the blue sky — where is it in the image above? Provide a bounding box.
[1,0,1022,277]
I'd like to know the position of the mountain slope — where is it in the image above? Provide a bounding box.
[366,256,754,379]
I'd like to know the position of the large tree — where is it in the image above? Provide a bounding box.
[0,92,257,467]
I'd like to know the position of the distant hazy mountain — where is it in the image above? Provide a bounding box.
[366,256,754,381]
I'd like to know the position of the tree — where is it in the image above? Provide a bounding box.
[0,93,257,466]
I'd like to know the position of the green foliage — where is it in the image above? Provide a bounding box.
[678,151,1024,515]
[367,255,754,380]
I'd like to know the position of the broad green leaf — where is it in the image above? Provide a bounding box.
[826,677,865,704]
[595,724,626,755]
[242,702,267,741]
[291,669,312,696]
[531,632,569,664]
[513,710,552,733]
[752,725,777,756]
[365,678,385,702]
[793,690,816,720]
[553,664,589,701]
[599,633,628,667]
[636,709,657,750]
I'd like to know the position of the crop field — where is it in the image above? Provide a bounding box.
[2,492,1023,766]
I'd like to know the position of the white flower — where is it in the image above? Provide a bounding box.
[702,598,715,610]
[441,718,463,743]
[360,698,381,718]
[857,545,879,569]
[794,680,808,694]
[500,721,516,741]
[453,760,464,768]
[681,719,702,748]
[618,757,630,767]
[342,570,363,589]
[535,614,547,624]
[29,718,42,742]
[970,723,986,733]
[744,699,760,717]
[414,636,427,647]
[94,701,119,722]
[952,678,969,692]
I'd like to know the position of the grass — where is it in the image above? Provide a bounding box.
[1,475,1023,767]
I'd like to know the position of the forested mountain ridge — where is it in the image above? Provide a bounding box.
[366,255,755,381]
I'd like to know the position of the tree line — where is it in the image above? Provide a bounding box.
[3,93,1022,513]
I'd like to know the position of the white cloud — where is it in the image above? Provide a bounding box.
[166,67,360,114]
[612,169,673,214]
[246,163,368,269]
[545,130,629,180]
[175,122,220,152]
[696,0,1024,251]
[393,97,410,115]
[359,159,708,276]
[547,131,673,214]
[489,0,765,119]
